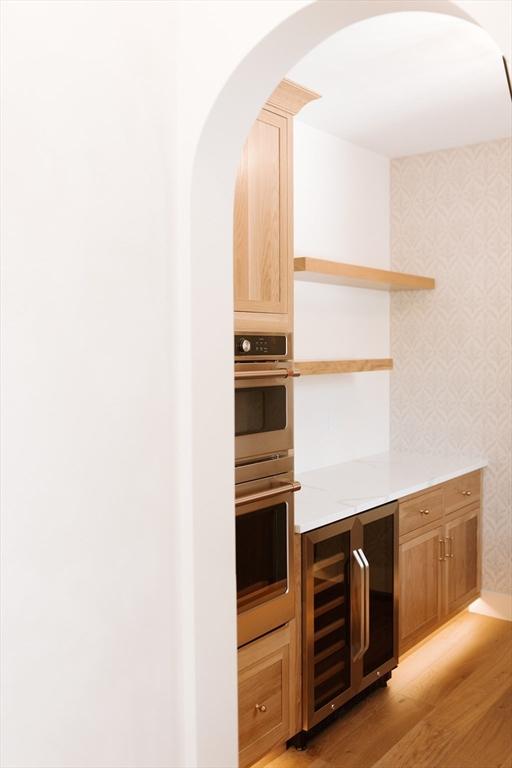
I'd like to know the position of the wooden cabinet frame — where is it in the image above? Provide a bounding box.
[233,79,319,334]
[399,523,444,651]
[238,626,291,768]
[399,471,482,655]
[444,503,481,616]
[234,108,290,319]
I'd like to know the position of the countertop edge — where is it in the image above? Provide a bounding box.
[294,455,488,534]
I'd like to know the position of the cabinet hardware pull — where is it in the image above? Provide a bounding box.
[447,536,454,558]
[255,703,267,713]
[235,481,301,507]
[419,508,430,515]
[439,539,446,560]
[461,489,472,496]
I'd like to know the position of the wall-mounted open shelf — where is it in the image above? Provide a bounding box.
[294,257,435,291]
[295,359,393,376]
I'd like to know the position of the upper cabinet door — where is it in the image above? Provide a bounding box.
[234,109,289,316]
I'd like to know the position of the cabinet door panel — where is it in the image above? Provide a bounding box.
[234,109,289,315]
[445,506,479,615]
[238,626,290,768]
[399,527,443,652]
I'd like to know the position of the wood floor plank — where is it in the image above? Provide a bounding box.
[391,615,512,708]
[395,612,507,688]
[263,751,329,768]
[372,626,512,768]
[319,692,433,768]
[440,687,512,768]
[265,611,512,768]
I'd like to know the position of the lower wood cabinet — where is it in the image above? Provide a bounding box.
[238,623,295,768]
[399,525,443,649]
[445,505,479,615]
[399,471,481,654]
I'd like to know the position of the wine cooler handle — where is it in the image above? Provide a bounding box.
[352,549,365,662]
[358,548,370,655]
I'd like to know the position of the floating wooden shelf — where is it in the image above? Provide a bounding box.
[294,257,435,291]
[295,359,393,376]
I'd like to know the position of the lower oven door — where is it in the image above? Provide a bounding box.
[235,473,300,647]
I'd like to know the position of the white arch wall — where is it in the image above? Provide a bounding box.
[0,1,508,767]
[1,2,182,767]
[182,3,497,767]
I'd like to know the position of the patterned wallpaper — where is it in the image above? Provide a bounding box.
[390,138,512,595]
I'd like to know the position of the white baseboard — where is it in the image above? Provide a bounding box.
[468,590,512,622]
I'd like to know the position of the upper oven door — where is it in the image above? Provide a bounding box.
[234,364,295,463]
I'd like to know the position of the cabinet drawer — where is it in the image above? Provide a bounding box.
[400,489,444,536]
[444,471,481,516]
[238,625,290,768]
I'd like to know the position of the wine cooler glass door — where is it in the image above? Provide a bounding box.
[303,519,356,730]
[360,502,399,681]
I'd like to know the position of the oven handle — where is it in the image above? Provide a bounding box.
[235,481,301,507]
[234,369,300,380]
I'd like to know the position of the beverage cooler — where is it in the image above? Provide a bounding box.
[301,501,398,733]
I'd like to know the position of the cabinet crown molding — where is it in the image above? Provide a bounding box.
[266,78,321,116]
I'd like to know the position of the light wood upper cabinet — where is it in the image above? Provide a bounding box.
[234,109,289,317]
[400,526,443,650]
[233,79,320,333]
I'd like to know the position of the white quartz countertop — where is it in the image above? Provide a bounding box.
[295,451,487,533]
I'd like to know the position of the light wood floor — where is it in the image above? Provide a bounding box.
[267,611,512,768]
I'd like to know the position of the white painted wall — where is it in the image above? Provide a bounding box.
[1,2,180,766]
[294,123,390,472]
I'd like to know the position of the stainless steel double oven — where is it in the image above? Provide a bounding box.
[234,333,300,647]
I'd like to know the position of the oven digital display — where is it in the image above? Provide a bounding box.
[234,334,287,358]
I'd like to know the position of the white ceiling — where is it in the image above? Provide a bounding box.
[287,12,512,158]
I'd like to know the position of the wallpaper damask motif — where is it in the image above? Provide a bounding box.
[390,138,512,594]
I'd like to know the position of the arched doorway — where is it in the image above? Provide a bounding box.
[181,3,502,765]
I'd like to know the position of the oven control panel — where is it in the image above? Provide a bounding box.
[234,334,288,359]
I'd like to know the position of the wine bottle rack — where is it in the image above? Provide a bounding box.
[310,534,350,713]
